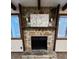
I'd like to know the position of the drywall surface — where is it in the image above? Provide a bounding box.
[11,9,19,13]
[11,40,23,52]
[59,9,67,14]
[55,40,67,52]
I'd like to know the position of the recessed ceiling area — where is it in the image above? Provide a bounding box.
[11,0,67,7]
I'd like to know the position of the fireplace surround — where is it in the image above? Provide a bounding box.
[22,30,57,59]
[24,29,55,54]
[22,28,58,59]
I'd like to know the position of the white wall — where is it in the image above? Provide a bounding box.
[55,40,67,52]
[11,9,19,13]
[59,9,67,14]
[11,40,23,52]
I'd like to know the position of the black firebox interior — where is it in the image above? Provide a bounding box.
[31,36,47,50]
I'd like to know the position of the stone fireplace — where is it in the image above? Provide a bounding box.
[24,29,55,53]
[22,29,57,59]
[20,5,60,59]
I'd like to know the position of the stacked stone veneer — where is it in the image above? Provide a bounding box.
[22,52,57,59]
[24,29,55,53]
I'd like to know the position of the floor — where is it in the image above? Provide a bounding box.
[56,52,67,59]
[11,52,67,59]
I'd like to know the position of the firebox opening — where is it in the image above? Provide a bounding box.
[31,36,47,50]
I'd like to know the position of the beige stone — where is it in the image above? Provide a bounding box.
[29,31,36,35]
[24,30,55,53]
[22,54,57,59]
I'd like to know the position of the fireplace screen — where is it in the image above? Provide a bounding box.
[31,36,47,50]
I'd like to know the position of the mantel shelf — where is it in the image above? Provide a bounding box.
[22,27,56,30]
